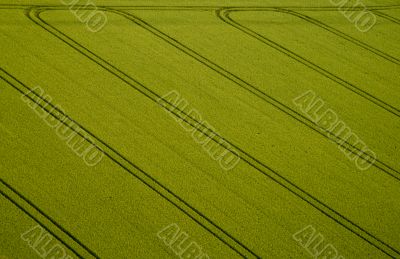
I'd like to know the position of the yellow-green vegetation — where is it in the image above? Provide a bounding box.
[0,0,399,258]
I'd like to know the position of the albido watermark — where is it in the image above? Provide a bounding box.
[21,225,76,259]
[158,90,241,171]
[21,86,104,167]
[293,224,345,259]
[157,223,210,258]
[293,90,376,171]
[330,0,376,32]
[60,0,108,32]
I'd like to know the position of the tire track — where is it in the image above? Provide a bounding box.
[110,9,400,181]
[217,8,400,119]
[0,6,27,9]
[0,179,96,259]
[373,10,400,25]
[26,6,400,258]
[0,68,258,258]
[275,8,400,65]
[1,4,400,11]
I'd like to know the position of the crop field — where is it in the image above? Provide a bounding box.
[0,0,399,258]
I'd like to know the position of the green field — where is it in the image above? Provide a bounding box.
[1,0,399,258]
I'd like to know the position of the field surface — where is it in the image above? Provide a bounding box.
[0,0,399,258]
